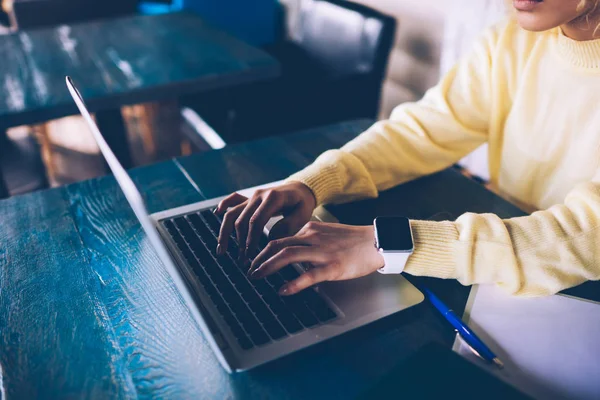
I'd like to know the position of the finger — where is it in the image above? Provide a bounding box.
[215,192,247,215]
[217,202,246,254]
[279,267,334,296]
[235,197,263,261]
[268,211,310,240]
[249,236,308,274]
[245,193,284,254]
[250,246,324,280]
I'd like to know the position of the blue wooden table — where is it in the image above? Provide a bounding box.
[1,120,595,399]
[0,11,279,167]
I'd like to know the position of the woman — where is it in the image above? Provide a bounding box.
[215,0,600,297]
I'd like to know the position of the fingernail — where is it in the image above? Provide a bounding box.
[216,244,223,255]
[279,285,290,296]
[248,263,257,275]
[249,264,264,278]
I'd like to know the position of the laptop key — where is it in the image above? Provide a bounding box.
[173,217,196,242]
[188,214,218,250]
[280,265,301,282]
[262,318,287,340]
[221,312,253,350]
[250,296,273,318]
[237,336,254,350]
[253,279,274,296]
[266,273,286,291]
[238,282,259,302]
[261,291,285,310]
[218,255,238,277]
[174,219,216,269]
[216,280,237,298]
[261,294,303,333]
[166,221,193,254]
[210,290,228,311]
[166,221,210,277]
[227,293,249,314]
[275,313,303,334]
[201,210,222,235]
[245,295,264,310]
[304,290,337,322]
[235,312,270,345]
[163,220,180,238]
[189,262,215,291]
[227,238,239,259]
[190,240,218,270]
[248,300,287,339]
[283,295,319,327]
[227,267,247,287]
[248,328,270,346]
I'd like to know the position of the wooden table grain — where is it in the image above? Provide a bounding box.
[0,11,279,167]
[1,120,596,399]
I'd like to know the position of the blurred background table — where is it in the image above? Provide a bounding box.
[0,11,279,169]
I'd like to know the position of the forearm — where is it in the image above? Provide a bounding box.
[287,96,488,206]
[406,182,600,296]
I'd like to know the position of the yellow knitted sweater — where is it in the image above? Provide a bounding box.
[288,19,600,296]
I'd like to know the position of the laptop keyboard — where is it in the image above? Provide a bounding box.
[161,210,338,350]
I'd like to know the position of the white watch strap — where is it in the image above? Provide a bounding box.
[377,251,411,274]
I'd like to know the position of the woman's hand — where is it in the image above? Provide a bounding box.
[214,182,317,261]
[248,222,385,296]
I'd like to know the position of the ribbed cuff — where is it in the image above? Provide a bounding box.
[405,220,459,279]
[286,162,343,206]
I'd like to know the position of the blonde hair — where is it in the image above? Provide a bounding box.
[579,0,600,37]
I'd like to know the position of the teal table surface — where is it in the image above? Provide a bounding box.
[0,11,279,128]
[0,120,595,399]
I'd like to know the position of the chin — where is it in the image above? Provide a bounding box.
[515,13,563,32]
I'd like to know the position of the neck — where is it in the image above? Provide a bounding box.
[562,4,600,41]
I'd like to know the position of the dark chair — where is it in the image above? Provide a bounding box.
[184,0,395,145]
[0,131,48,199]
[266,0,396,122]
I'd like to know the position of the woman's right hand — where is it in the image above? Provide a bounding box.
[214,182,317,262]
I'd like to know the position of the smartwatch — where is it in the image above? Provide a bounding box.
[374,216,414,274]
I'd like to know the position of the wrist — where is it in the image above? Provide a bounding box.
[361,225,385,270]
[292,181,317,211]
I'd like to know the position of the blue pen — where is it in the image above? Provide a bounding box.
[419,284,504,369]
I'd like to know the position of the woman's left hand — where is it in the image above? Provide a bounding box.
[248,221,385,296]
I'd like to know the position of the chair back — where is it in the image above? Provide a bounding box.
[292,0,396,80]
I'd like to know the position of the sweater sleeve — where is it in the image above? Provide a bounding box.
[407,180,600,296]
[287,24,499,205]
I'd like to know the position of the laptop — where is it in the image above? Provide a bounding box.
[66,76,424,372]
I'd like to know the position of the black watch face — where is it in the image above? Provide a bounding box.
[375,216,413,251]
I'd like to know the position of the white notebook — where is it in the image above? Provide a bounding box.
[453,285,600,400]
